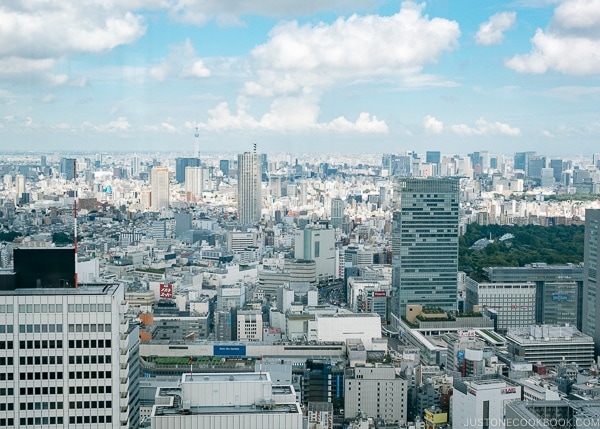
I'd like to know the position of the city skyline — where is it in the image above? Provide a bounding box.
[1,1,600,154]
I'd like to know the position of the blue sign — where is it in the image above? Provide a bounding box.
[214,345,246,357]
[103,185,113,194]
[552,294,569,301]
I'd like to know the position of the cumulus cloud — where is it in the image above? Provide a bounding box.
[150,39,211,81]
[450,118,521,136]
[200,98,388,134]
[423,115,444,134]
[244,2,460,97]
[144,122,181,133]
[42,94,57,103]
[476,11,517,45]
[506,0,600,74]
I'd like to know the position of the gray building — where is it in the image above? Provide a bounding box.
[237,151,262,224]
[331,198,345,229]
[583,209,600,355]
[392,177,459,319]
[344,364,407,424]
[483,264,584,330]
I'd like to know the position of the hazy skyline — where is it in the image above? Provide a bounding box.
[1,0,599,154]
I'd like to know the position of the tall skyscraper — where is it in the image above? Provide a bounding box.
[59,158,76,180]
[237,151,262,224]
[583,209,600,355]
[392,177,460,319]
[150,166,169,211]
[174,157,200,184]
[331,198,345,228]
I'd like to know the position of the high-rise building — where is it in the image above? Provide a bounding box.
[237,151,262,224]
[174,157,200,184]
[392,177,459,319]
[149,166,169,211]
[550,159,564,182]
[514,151,535,173]
[295,225,336,283]
[59,158,76,180]
[331,198,345,228]
[219,159,230,176]
[527,155,547,179]
[583,209,600,355]
[0,249,139,428]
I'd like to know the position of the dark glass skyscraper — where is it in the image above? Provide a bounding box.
[175,157,200,183]
[392,177,459,319]
[583,209,600,355]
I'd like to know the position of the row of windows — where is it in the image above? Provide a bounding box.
[68,339,111,349]
[20,372,63,381]
[69,415,111,425]
[0,419,14,426]
[69,355,111,365]
[0,325,13,334]
[18,304,63,313]
[20,355,62,365]
[69,400,111,409]
[68,323,111,333]
[68,303,111,313]
[0,403,12,411]
[0,388,13,396]
[69,385,111,395]
[19,324,63,334]
[0,357,13,366]
[20,386,62,395]
[0,341,13,350]
[0,305,14,313]
[19,340,62,349]
[20,401,63,411]
[20,417,63,426]
[68,370,111,380]
[0,373,13,381]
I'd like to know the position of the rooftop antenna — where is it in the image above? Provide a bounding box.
[73,159,78,289]
[194,123,200,159]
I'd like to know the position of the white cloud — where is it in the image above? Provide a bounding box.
[200,98,388,134]
[42,94,57,103]
[506,0,600,75]
[144,122,181,133]
[450,118,521,136]
[476,11,517,45]
[244,2,460,97]
[0,2,146,60]
[423,115,444,134]
[150,39,211,81]
[542,129,555,137]
[52,122,75,131]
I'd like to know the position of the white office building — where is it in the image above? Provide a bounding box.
[0,283,138,428]
[151,372,302,429]
[452,377,521,429]
[308,313,383,350]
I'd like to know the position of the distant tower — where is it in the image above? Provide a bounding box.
[331,198,345,228]
[194,123,200,159]
[237,148,262,224]
[150,166,170,211]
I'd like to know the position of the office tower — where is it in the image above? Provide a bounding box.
[331,198,345,228]
[219,159,230,176]
[15,174,25,203]
[174,157,200,184]
[527,155,546,179]
[130,155,140,178]
[514,151,535,173]
[149,166,169,212]
[59,158,76,180]
[583,209,600,355]
[295,225,336,282]
[392,177,459,319]
[0,249,139,428]
[550,159,564,182]
[426,151,441,165]
[237,151,262,224]
[184,166,202,201]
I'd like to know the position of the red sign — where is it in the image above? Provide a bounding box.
[374,291,387,297]
[501,387,517,394]
[159,283,173,298]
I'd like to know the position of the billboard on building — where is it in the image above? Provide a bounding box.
[159,283,173,298]
[213,345,246,357]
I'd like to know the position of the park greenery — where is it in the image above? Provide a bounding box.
[459,223,584,281]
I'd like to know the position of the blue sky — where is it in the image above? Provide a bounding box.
[1,0,599,155]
